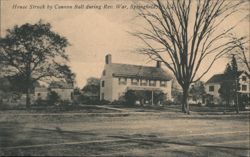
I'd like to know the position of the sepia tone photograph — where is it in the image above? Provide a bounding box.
[0,0,249,156]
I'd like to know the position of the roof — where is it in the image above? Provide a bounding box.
[49,81,73,89]
[206,74,225,84]
[108,63,172,81]
[206,71,248,84]
[35,87,48,92]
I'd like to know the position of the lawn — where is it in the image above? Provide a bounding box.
[0,106,249,156]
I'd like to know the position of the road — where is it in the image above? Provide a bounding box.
[0,108,249,156]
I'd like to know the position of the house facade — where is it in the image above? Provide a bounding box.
[100,54,173,104]
[34,81,74,101]
[205,71,250,104]
[49,81,74,101]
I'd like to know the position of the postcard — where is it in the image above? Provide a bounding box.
[0,0,249,156]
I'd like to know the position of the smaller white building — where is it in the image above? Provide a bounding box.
[34,82,74,101]
[49,81,74,101]
[205,71,250,104]
[34,87,48,100]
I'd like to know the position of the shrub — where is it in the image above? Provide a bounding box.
[47,91,60,105]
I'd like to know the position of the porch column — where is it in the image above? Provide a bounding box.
[151,90,154,106]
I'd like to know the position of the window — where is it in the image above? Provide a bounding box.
[119,78,127,85]
[140,79,147,86]
[242,85,247,91]
[149,80,156,86]
[131,78,139,85]
[37,93,41,96]
[102,70,106,76]
[242,76,247,81]
[160,81,166,87]
[209,86,214,92]
[102,81,105,87]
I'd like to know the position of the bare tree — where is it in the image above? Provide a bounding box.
[228,35,250,73]
[133,0,247,114]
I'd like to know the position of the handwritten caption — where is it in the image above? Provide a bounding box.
[12,3,156,10]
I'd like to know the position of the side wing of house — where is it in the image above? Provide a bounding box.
[238,72,250,94]
[100,55,113,102]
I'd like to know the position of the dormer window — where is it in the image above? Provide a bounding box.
[160,81,166,87]
[140,79,147,86]
[119,77,127,85]
[149,80,156,86]
[131,78,139,85]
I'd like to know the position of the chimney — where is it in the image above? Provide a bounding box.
[105,54,112,64]
[156,61,161,68]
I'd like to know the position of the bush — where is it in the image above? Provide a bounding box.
[123,90,167,106]
[47,91,60,105]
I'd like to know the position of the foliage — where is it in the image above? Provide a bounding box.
[79,77,100,104]
[123,90,166,106]
[47,91,60,106]
[189,81,206,104]
[0,20,73,108]
[218,56,239,113]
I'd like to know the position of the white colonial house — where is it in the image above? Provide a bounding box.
[100,54,173,104]
[205,71,250,104]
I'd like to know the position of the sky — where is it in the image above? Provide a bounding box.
[1,0,249,88]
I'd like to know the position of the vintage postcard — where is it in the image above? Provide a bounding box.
[0,0,249,156]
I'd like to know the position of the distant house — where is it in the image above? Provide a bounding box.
[34,87,48,100]
[100,54,173,104]
[49,81,74,101]
[34,81,74,101]
[205,71,250,104]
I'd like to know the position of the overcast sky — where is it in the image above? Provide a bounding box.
[1,0,249,88]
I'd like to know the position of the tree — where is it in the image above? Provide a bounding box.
[0,20,73,108]
[218,63,234,112]
[81,77,100,104]
[133,0,247,114]
[189,81,206,104]
[47,91,60,106]
[231,55,239,113]
[228,35,250,73]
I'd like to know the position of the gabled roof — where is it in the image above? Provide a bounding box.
[108,63,172,81]
[206,71,248,84]
[206,74,225,84]
[49,81,73,89]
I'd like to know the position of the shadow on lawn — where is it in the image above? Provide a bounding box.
[0,121,34,148]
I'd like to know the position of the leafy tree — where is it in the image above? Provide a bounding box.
[231,55,239,113]
[133,0,247,114]
[81,77,100,104]
[189,81,206,104]
[47,91,60,106]
[0,20,73,108]
[218,63,235,112]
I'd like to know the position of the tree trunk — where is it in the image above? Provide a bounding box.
[26,87,31,109]
[235,93,239,114]
[182,87,190,114]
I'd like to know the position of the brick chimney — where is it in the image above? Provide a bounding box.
[105,54,112,64]
[156,61,161,68]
